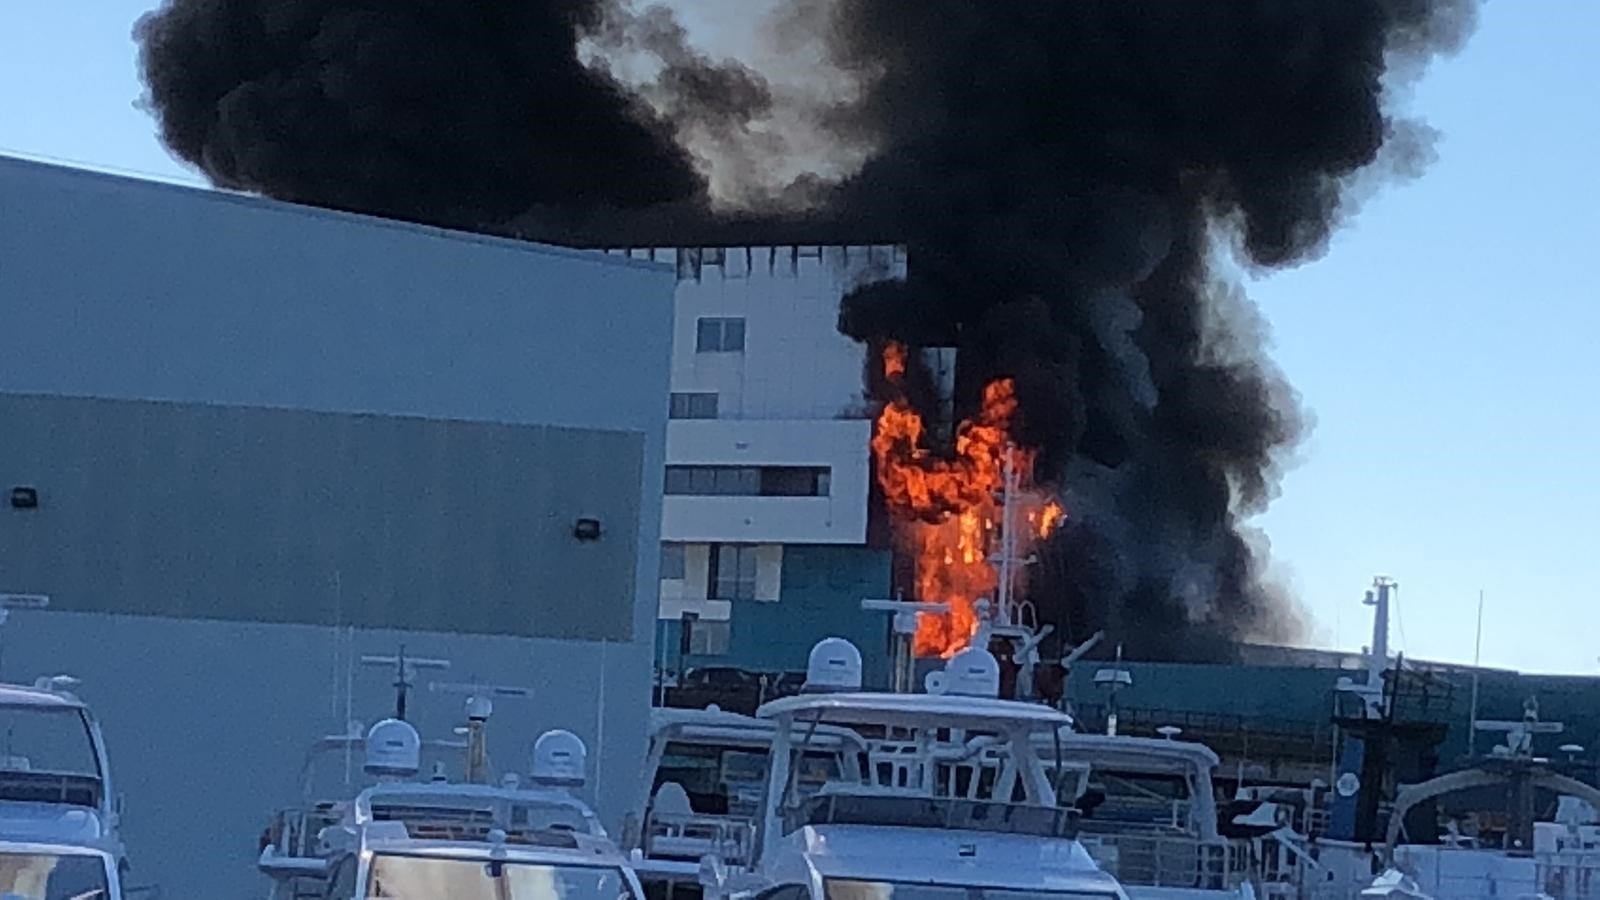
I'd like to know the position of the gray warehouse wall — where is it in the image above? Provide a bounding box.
[0,393,642,640]
[0,155,675,900]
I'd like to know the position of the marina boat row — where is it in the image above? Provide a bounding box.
[13,625,1600,900]
[254,637,1130,900]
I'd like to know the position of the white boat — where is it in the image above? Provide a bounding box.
[0,676,148,900]
[1352,699,1600,900]
[627,706,869,899]
[691,637,1130,900]
[258,717,646,900]
[258,654,644,900]
[1038,731,1280,900]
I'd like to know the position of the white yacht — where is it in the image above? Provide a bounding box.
[627,705,869,899]
[693,637,1129,900]
[0,677,146,900]
[1352,699,1600,900]
[259,718,645,900]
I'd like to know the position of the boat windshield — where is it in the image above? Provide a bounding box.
[824,880,1114,900]
[0,850,110,900]
[367,854,634,900]
[657,742,839,817]
[0,706,99,777]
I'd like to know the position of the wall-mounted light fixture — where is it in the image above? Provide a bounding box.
[572,517,602,542]
[9,487,38,510]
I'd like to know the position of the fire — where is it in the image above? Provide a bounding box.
[871,342,1066,657]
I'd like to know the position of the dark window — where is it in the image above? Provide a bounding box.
[664,468,693,494]
[754,887,809,900]
[665,466,831,497]
[696,317,746,353]
[660,543,686,580]
[709,544,759,600]
[760,467,832,497]
[670,392,719,419]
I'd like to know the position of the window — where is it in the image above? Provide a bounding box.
[659,543,686,580]
[0,706,100,776]
[760,467,831,497]
[709,544,758,600]
[753,887,810,900]
[669,392,719,419]
[696,317,746,353]
[0,852,108,900]
[665,466,831,497]
[687,620,731,655]
[367,855,636,900]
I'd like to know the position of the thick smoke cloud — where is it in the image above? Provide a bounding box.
[133,0,705,227]
[821,0,1474,660]
[133,0,1477,662]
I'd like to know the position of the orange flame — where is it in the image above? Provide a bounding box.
[871,342,1066,657]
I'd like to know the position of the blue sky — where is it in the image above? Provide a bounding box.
[2,3,1596,673]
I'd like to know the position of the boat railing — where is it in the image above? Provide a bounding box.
[261,802,345,863]
[1078,832,1253,891]
[1374,848,1600,900]
[1082,796,1196,832]
[642,809,757,867]
[1537,852,1600,900]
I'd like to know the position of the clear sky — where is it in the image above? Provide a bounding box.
[2,3,1596,674]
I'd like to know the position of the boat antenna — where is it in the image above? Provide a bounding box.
[429,679,532,784]
[1092,644,1132,737]
[361,645,450,721]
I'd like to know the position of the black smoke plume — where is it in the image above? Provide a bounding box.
[133,0,705,227]
[819,0,1474,659]
[134,0,1477,661]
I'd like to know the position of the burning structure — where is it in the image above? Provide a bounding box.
[872,341,1064,657]
[133,0,1480,662]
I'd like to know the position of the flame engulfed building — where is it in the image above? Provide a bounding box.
[602,244,913,692]
[604,242,1060,693]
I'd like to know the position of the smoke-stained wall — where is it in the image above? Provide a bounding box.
[0,154,675,900]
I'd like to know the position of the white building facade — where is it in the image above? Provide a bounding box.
[605,245,905,680]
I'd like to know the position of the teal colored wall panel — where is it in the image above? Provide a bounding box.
[663,544,893,688]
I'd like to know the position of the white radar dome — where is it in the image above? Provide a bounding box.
[365,719,421,779]
[943,647,1000,698]
[531,729,587,788]
[802,638,863,693]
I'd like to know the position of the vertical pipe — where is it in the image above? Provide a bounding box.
[1468,589,1485,759]
[995,445,1016,627]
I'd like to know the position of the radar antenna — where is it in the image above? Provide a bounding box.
[361,645,450,721]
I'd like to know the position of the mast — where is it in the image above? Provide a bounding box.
[1365,576,1395,708]
[994,444,1020,629]
[1468,589,1485,758]
[862,594,949,692]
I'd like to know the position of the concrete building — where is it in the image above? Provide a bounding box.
[605,245,908,690]
[0,155,675,899]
